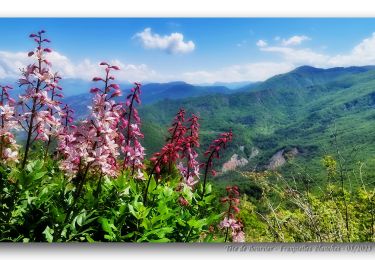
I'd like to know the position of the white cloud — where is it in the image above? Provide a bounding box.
[134,28,195,54]
[281,35,310,46]
[0,51,30,78]
[0,50,162,84]
[258,32,375,69]
[327,32,375,66]
[260,46,329,66]
[181,62,294,84]
[256,40,268,47]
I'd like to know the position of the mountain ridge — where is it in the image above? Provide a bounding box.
[137,65,375,187]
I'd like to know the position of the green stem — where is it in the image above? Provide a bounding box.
[202,152,215,198]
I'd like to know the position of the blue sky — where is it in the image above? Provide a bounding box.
[1,18,375,84]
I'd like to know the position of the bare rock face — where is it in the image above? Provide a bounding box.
[266,149,286,170]
[222,154,249,172]
[266,147,300,170]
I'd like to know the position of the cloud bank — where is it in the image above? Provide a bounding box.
[0,50,161,83]
[2,33,375,86]
[258,32,375,68]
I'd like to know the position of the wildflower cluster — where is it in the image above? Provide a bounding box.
[219,185,245,242]
[149,108,187,177]
[145,109,202,203]
[120,82,145,180]
[178,114,200,189]
[0,85,19,163]
[59,62,122,178]
[18,30,62,168]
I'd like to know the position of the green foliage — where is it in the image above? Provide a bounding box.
[237,164,375,242]
[0,152,223,242]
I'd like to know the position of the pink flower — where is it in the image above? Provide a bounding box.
[218,185,245,242]
[0,85,20,163]
[120,82,146,179]
[17,31,64,168]
[58,62,123,178]
[232,230,245,243]
[178,196,189,207]
[3,147,19,162]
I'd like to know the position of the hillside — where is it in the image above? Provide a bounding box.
[138,65,375,188]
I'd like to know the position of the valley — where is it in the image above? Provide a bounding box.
[64,65,375,191]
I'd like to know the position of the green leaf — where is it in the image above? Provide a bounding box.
[187,218,207,229]
[76,213,85,226]
[138,227,174,242]
[182,186,193,202]
[204,194,216,204]
[122,232,135,239]
[148,176,156,193]
[128,204,138,219]
[99,217,112,233]
[206,184,212,194]
[43,226,54,242]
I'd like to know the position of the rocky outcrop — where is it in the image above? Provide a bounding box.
[266,149,286,170]
[266,147,300,170]
[222,154,249,172]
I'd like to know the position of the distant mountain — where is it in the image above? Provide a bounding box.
[140,81,231,103]
[61,79,134,97]
[234,81,262,92]
[63,81,232,119]
[139,65,375,187]
[249,65,375,92]
[199,81,255,89]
